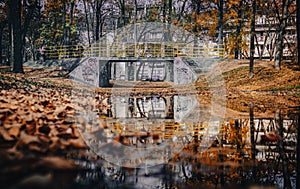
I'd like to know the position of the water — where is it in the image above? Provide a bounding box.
[0,93,299,189]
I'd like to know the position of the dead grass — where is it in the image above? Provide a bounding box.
[196,60,300,115]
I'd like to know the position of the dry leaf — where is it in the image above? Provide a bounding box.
[8,126,20,138]
[45,113,56,121]
[39,156,77,170]
[0,127,15,141]
[0,103,18,110]
[49,137,60,151]
[54,106,66,117]
[68,137,87,148]
[16,131,40,147]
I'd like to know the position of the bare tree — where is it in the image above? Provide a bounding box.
[249,0,256,78]
[218,0,224,45]
[275,109,292,189]
[274,0,292,70]
[95,0,108,41]
[297,0,300,69]
[297,107,300,189]
[83,0,91,44]
[0,21,6,65]
[235,0,244,59]
[6,0,23,73]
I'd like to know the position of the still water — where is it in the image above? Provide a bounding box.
[1,94,299,189]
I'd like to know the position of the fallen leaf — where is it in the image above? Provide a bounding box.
[16,131,40,147]
[38,156,77,170]
[68,137,87,148]
[45,113,56,121]
[0,103,18,110]
[0,127,15,141]
[8,126,20,138]
[49,137,60,151]
[38,125,51,135]
[54,106,66,117]
[18,173,53,188]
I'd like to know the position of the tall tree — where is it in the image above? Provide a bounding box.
[297,0,300,69]
[275,110,292,189]
[249,0,256,78]
[40,0,80,46]
[83,0,91,44]
[95,0,108,41]
[297,107,300,189]
[116,0,127,27]
[7,0,23,73]
[274,0,292,70]
[217,0,224,45]
[234,0,244,59]
[21,0,42,61]
[0,1,7,65]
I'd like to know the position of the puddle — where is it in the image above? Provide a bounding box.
[1,92,299,189]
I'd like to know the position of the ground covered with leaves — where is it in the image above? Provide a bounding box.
[0,60,299,188]
[196,60,300,115]
[0,60,299,154]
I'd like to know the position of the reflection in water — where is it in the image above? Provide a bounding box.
[74,101,299,189]
[80,94,222,168]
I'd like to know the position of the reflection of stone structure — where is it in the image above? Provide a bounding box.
[111,95,174,119]
[111,95,203,121]
[173,95,198,122]
[108,95,221,147]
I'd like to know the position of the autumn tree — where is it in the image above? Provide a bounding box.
[249,0,256,78]
[40,0,80,46]
[297,106,300,188]
[297,0,299,69]
[81,0,109,43]
[6,0,23,73]
[94,0,109,41]
[274,0,293,70]
[0,0,7,65]
[21,0,43,61]
[217,0,224,45]
[234,0,247,58]
[114,0,131,28]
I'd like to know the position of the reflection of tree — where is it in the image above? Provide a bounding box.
[250,103,257,183]
[92,96,298,188]
[276,109,292,189]
[136,98,146,118]
[297,107,300,189]
[166,108,298,188]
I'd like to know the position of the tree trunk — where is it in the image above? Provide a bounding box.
[250,103,255,162]
[8,0,23,73]
[218,0,224,45]
[62,3,67,45]
[249,0,256,78]
[68,1,75,44]
[168,0,172,23]
[297,108,300,189]
[297,0,300,69]
[274,0,290,70]
[83,0,91,45]
[119,0,126,27]
[0,25,3,65]
[275,110,292,189]
[249,103,257,182]
[234,0,243,59]
[95,1,101,41]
